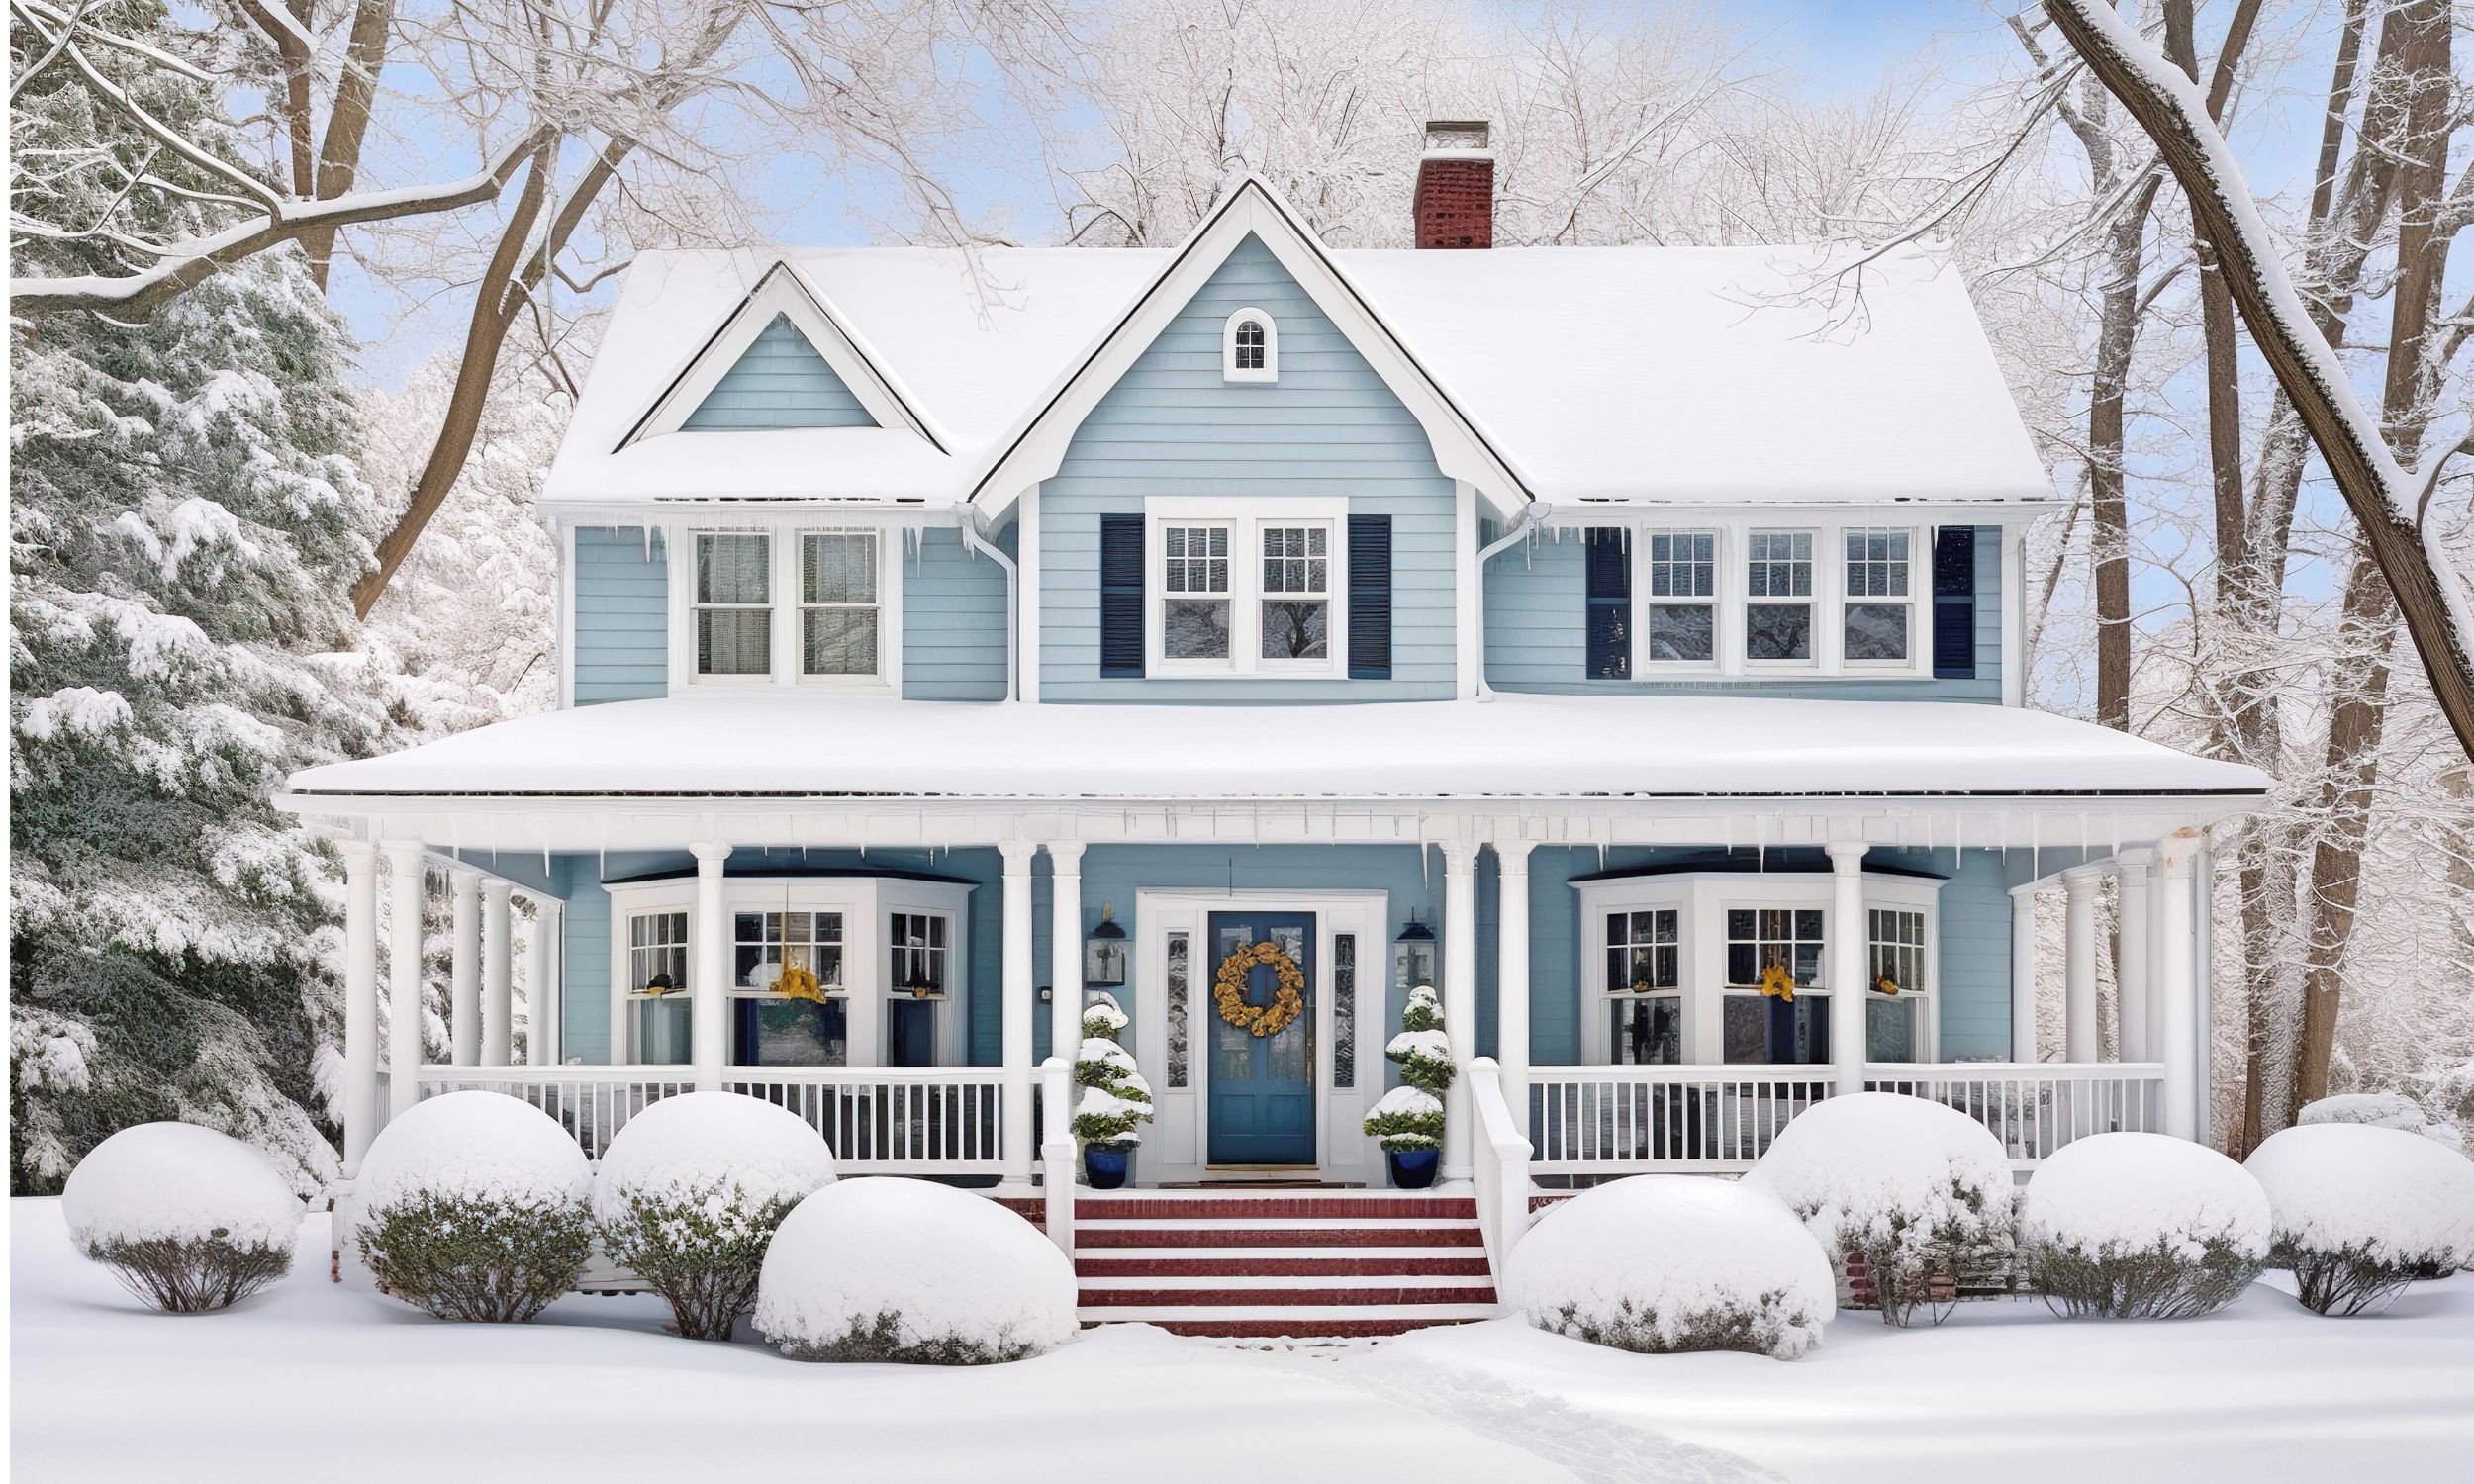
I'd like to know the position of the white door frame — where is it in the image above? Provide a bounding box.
[1134,888,1383,1185]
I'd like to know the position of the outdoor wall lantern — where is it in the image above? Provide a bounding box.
[1085,902,1128,988]
[1393,915,1438,992]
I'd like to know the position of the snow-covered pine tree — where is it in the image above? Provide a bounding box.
[9,3,403,1194]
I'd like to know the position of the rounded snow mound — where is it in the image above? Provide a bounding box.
[592,1091,834,1224]
[2022,1132,2270,1258]
[2246,1124,2474,1270]
[1742,1091,2013,1255]
[2299,1093,2463,1152]
[1507,1176,1834,1359]
[357,1090,591,1212]
[62,1123,302,1253]
[755,1179,1076,1363]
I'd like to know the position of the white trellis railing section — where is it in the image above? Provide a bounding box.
[414,1066,1011,1173]
[1524,1063,2168,1173]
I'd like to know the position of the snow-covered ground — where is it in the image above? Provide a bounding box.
[13,1198,2471,1483]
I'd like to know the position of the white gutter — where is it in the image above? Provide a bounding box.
[958,510,1019,701]
[1472,502,1551,700]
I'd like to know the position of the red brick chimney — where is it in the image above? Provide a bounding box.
[1414,120,1493,249]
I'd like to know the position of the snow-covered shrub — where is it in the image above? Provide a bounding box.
[2019,1133,2269,1319]
[2245,1124,2474,1315]
[2299,1094,2464,1153]
[355,1091,595,1322]
[1071,993,1154,1150]
[1364,985,1452,1152]
[594,1092,836,1340]
[755,1179,1077,1363]
[1507,1176,1835,1359]
[61,1123,303,1313]
[1743,1092,2013,1326]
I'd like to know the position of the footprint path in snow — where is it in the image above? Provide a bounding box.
[1214,1335,1784,1484]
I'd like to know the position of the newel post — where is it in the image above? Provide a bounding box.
[1040,1055,1077,1256]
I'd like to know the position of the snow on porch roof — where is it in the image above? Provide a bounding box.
[543,240,2054,510]
[282,695,2268,804]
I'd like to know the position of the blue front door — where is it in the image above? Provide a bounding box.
[1206,912,1316,1165]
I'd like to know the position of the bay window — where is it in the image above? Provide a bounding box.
[1606,908,1681,1065]
[1866,907,1929,1062]
[887,910,951,1067]
[731,910,847,1067]
[1723,907,1828,1065]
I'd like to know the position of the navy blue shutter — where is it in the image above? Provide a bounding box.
[1347,514,1392,679]
[1932,526,1977,679]
[1099,514,1146,678]
[1584,528,1630,679]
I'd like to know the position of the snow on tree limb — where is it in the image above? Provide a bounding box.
[2043,0,2474,763]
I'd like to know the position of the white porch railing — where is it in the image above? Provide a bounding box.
[1038,1056,1076,1257]
[1466,1058,1532,1274]
[724,1067,1009,1174]
[416,1067,698,1158]
[1866,1063,2166,1165]
[414,1065,1011,1173]
[1525,1062,2170,1174]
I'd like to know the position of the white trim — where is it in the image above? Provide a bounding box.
[2001,521,2025,706]
[1573,870,1943,1066]
[606,874,974,1069]
[1133,888,1384,1184]
[1144,497,1349,678]
[971,180,1529,523]
[620,261,947,450]
[556,522,577,710]
[667,522,902,695]
[1019,488,1042,703]
[1454,481,1480,696]
[1221,308,1278,383]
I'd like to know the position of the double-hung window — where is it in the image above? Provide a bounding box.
[1722,907,1828,1065]
[694,533,773,678]
[801,532,879,678]
[1744,529,1815,664]
[729,910,847,1067]
[1161,523,1233,661]
[625,909,692,1064]
[886,910,951,1067]
[1259,523,1330,661]
[1843,528,1914,665]
[1866,907,1929,1061]
[1642,529,1717,665]
[1605,909,1681,1065]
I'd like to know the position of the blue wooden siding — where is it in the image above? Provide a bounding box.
[556,858,615,1064]
[1037,233,1460,701]
[681,314,876,430]
[903,525,1010,701]
[1483,524,2004,701]
[572,526,668,704]
[1519,846,2015,1065]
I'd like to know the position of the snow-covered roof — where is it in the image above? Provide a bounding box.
[283,695,2265,803]
[545,213,2052,511]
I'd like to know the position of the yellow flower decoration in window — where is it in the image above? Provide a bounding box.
[1874,974,1901,997]
[774,964,824,1003]
[1212,940,1306,1038]
[1758,961,1797,1003]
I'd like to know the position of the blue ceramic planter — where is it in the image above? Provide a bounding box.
[1387,1148,1440,1189]
[1085,1146,1132,1189]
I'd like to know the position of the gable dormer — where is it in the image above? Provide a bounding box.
[680,313,877,430]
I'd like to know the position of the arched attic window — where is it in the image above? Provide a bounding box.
[1223,309,1277,383]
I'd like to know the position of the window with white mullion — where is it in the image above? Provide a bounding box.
[1743,528,1816,665]
[1865,906,1930,1061]
[1842,527,1915,666]
[1641,529,1718,666]
[800,531,881,679]
[694,532,774,678]
[1160,522,1234,662]
[1258,522,1330,662]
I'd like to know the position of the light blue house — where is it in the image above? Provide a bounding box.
[288,135,2268,1334]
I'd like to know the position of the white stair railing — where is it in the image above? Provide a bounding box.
[1039,1056,1076,1257]
[1466,1057,1531,1280]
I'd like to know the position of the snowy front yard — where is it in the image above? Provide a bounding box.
[13,1198,2471,1483]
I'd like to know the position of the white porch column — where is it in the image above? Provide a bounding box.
[1440,842,1479,1184]
[384,843,426,1117]
[1048,842,1087,1063]
[449,869,482,1066]
[2061,867,2102,1063]
[526,898,558,1067]
[2114,848,2154,1062]
[1826,843,1868,1096]
[2008,882,2040,1063]
[2156,833,2200,1139]
[340,841,380,1169]
[1495,840,1536,1137]
[482,880,514,1066]
[1000,841,1039,1187]
[690,843,731,1091]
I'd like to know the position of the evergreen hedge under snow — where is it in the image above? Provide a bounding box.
[1743,1092,2013,1326]
[2245,1124,2474,1315]
[354,1092,595,1323]
[755,1178,1077,1363]
[2019,1133,2269,1319]
[61,1122,303,1312]
[594,1092,837,1340]
[1507,1176,1835,1359]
